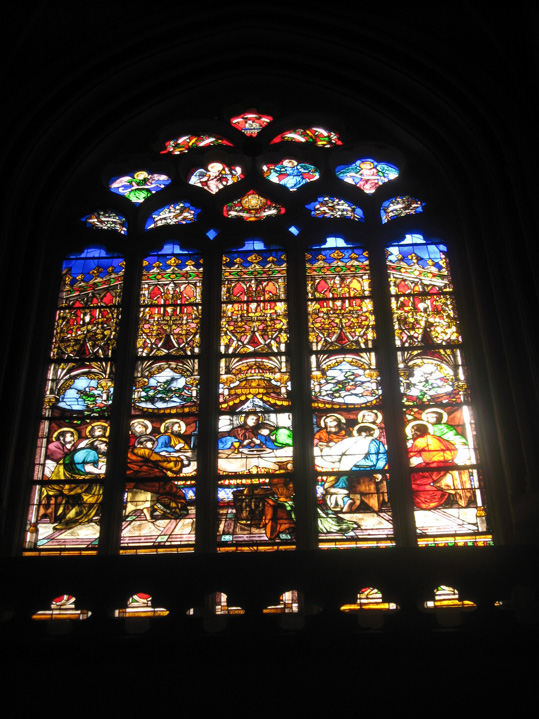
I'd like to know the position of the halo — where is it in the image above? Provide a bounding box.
[357,409,382,424]
[52,427,79,442]
[160,419,186,435]
[321,413,346,428]
[421,407,448,424]
[352,422,380,438]
[406,420,434,438]
[86,420,110,437]
[130,418,152,434]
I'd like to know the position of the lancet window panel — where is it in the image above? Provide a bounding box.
[121,243,203,553]
[387,235,488,545]
[218,241,294,551]
[308,239,392,549]
[26,247,123,553]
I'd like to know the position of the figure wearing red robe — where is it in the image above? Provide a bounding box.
[126,439,189,519]
[408,424,458,510]
[314,415,351,447]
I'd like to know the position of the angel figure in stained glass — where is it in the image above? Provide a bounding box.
[336,159,398,194]
[263,159,319,191]
[109,171,171,204]
[189,163,243,194]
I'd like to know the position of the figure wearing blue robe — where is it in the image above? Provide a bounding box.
[268,162,317,190]
[326,438,387,510]
[154,434,190,453]
[351,438,387,470]
[218,431,280,450]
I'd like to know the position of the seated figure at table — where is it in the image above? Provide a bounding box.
[40,438,108,529]
[218,412,261,449]
[125,435,189,520]
[313,414,351,448]
[154,419,191,454]
[320,424,388,512]
[316,423,387,472]
[44,428,78,478]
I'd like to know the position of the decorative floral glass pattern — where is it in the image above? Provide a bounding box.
[223,190,285,221]
[137,244,202,356]
[306,242,375,351]
[145,201,200,230]
[82,210,127,234]
[230,110,273,136]
[160,134,233,154]
[381,196,424,224]
[306,197,364,221]
[270,127,342,147]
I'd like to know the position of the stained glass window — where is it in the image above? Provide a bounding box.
[308,238,391,548]
[24,111,492,558]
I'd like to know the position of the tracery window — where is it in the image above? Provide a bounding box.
[23,110,492,556]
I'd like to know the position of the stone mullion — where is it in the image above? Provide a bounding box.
[368,239,417,547]
[287,242,318,550]
[194,247,221,553]
[98,247,143,555]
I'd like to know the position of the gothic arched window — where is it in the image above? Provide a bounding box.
[23,110,491,555]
